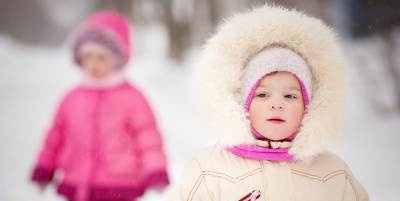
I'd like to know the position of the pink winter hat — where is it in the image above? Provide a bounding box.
[242,47,312,111]
[72,10,132,69]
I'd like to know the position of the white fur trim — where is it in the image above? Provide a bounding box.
[241,47,312,104]
[80,71,126,89]
[192,5,345,161]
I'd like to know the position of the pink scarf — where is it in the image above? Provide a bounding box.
[226,128,295,161]
[226,145,294,161]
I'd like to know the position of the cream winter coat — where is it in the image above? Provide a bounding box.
[173,146,367,201]
[171,5,368,201]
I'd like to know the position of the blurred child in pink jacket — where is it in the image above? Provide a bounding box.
[31,11,169,201]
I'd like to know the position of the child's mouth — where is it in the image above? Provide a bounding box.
[266,117,285,124]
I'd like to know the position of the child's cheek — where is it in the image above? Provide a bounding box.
[289,106,305,127]
[249,102,263,122]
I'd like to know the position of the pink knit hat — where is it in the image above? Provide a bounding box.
[242,47,312,111]
[72,10,132,69]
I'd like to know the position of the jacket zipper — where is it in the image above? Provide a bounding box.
[238,190,261,201]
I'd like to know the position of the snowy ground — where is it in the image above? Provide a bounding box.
[0,26,399,201]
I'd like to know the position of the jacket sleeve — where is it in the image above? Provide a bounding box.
[31,100,66,185]
[129,91,169,190]
[169,159,215,201]
[342,164,369,201]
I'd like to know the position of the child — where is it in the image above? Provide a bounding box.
[31,11,169,201]
[171,5,369,201]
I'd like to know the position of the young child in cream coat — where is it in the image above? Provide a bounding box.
[170,5,369,201]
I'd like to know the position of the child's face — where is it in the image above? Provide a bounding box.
[81,50,113,80]
[249,72,305,141]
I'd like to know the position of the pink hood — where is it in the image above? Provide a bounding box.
[72,11,132,69]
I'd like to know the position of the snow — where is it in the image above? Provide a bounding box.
[0,25,399,201]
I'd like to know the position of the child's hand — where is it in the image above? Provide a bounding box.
[151,184,167,193]
[36,182,47,193]
[143,171,170,193]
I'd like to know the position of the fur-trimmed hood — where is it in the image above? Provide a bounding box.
[193,5,345,161]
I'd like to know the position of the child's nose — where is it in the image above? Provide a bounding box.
[270,99,284,110]
[271,105,283,110]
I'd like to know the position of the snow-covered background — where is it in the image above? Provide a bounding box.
[1,1,400,201]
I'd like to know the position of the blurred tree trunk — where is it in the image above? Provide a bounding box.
[191,1,212,46]
[0,0,70,46]
[207,0,220,27]
[382,30,400,113]
[95,0,135,20]
[268,0,334,25]
[348,0,400,115]
[159,0,191,62]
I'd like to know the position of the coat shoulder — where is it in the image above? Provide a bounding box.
[56,86,82,106]
[121,82,148,99]
[290,151,349,178]
[193,145,263,178]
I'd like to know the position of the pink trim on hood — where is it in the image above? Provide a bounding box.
[244,72,309,112]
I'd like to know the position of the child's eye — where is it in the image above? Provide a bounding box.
[284,94,297,99]
[255,93,269,98]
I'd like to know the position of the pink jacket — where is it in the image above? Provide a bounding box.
[31,81,169,201]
